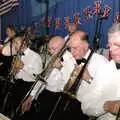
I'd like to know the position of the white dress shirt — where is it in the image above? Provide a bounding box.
[76,49,108,102]
[15,48,43,82]
[30,49,108,101]
[81,60,120,120]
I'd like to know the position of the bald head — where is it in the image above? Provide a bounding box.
[68,31,89,60]
[48,36,65,55]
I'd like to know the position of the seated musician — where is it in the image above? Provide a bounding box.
[81,23,120,120]
[1,33,43,118]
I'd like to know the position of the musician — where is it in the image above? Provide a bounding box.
[67,31,108,101]
[3,34,43,118]
[81,23,120,120]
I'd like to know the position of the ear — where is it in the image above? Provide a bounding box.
[84,42,89,50]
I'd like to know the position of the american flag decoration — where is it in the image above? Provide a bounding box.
[102,5,111,18]
[73,13,81,24]
[84,7,92,20]
[0,0,19,16]
[64,16,70,28]
[93,1,101,15]
[55,18,61,29]
[114,13,120,23]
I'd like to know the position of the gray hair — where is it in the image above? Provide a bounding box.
[108,23,120,35]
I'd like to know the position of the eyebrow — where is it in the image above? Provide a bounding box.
[114,42,120,47]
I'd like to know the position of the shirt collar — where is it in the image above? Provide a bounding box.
[23,47,30,55]
[84,49,91,59]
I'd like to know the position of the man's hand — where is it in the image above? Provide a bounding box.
[104,100,120,114]
[22,96,33,113]
[78,65,91,81]
[13,58,24,72]
[52,58,63,69]
[82,68,91,81]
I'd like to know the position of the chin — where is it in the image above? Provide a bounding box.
[75,57,82,60]
[114,59,120,64]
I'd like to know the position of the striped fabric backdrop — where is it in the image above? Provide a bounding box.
[0,0,19,16]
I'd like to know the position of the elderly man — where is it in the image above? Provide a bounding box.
[67,31,108,101]
[81,23,120,120]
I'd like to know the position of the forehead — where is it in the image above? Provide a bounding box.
[6,28,11,31]
[49,39,62,46]
[109,32,120,43]
[69,34,85,45]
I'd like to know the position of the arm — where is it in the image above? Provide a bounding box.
[22,80,46,113]
[104,100,120,114]
[81,70,107,117]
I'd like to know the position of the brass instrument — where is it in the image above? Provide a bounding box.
[36,33,72,81]
[8,32,27,83]
[63,50,94,97]
[8,51,23,83]
[64,65,81,97]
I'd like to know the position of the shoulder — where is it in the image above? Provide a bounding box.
[91,52,108,63]
[27,48,42,60]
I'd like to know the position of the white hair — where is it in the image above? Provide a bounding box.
[108,23,120,36]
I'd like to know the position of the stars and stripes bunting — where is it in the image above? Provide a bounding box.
[0,0,19,16]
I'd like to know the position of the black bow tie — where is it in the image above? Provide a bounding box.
[76,58,87,65]
[116,63,120,69]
